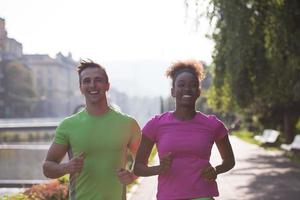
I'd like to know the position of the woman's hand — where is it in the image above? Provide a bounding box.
[134,135,172,176]
[201,165,217,181]
[158,152,172,174]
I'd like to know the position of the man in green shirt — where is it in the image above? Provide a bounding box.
[43,60,141,200]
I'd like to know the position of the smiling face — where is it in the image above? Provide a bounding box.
[171,71,200,108]
[79,67,110,105]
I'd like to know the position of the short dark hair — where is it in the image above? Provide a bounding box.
[166,60,205,87]
[77,59,109,84]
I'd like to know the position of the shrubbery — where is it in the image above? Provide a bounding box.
[1,177,69,200]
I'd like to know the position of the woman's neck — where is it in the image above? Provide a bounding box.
[173,108,196,121]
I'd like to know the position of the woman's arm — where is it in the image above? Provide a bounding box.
[202,135,235,181]
[133,135,172,176]
[215,135,235,175]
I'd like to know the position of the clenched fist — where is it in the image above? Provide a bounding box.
[158,152,172,174]
[117,168,136,185]
[67,152,85,175]
[201,165,217,181]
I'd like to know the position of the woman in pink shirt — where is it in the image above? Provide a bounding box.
[134,60,235,200]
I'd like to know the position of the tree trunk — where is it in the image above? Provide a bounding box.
[283,111,296,143]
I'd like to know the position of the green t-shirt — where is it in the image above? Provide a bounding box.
[54,107,141,200]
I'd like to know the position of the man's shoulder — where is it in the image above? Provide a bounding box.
[110,107,136,122]
[59,110,85,126]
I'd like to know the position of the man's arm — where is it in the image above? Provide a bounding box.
[43,143,85,179]
[43,143,69,178]
[117,132,141,185]
[128,136,141,159]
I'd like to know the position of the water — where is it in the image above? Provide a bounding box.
[0,125,55,181]
[0,143,50,180]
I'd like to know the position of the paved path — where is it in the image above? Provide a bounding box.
[129,136,300,200]
[128,153,159,200]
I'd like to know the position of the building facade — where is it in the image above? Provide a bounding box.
[0,18,23,60]
[23,53,83,117]
[0,17,83,118]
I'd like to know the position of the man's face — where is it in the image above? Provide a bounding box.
[79,67,110,105]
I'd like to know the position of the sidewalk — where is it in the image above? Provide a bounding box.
[128,154,159,200]
[129,136,300,200]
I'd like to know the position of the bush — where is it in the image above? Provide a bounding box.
[1,179,68,200]
[1,193,30,200]
[24,179,68,200]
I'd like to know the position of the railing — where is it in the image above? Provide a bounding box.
[0,118,62,131]
[0,119,60,188]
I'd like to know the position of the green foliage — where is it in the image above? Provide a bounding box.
[206,76,235,113]
[58,175,69,184]
[296,118,300,132]
[189,0,300,140]
[148,145,158,165]
[0,60,36,118]
[1,193,30,200]
[233,129,300,162]
[0,180,69,200]
[25,180,68,200]
[232,129,260,145]
[285,152,300,164]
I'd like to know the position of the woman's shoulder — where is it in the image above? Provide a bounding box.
[196,112,223,125]
[151,111,172,121]
[144,111,172,126]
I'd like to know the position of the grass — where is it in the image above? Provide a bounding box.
[285,151,300,163]
[232,129,300,163]
[233,130,260,145]
[148,145,158,165]
[233,129,278,150]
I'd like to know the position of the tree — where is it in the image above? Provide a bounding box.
[188,0,300,142]
[1,60,36,118]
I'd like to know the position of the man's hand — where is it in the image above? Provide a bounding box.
[66,152,85,175]
[117,168,137,185]
[201,165,217,181]
[158,152,172,174]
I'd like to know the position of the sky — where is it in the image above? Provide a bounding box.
[0,0,214,97]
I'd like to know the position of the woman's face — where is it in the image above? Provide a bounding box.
[171,72,200,108]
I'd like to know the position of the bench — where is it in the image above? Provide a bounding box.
[280,135,300,151]
[254,129,280,144]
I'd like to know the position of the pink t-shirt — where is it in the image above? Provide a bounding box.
[142,112,228,200]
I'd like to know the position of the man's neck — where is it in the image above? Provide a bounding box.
[86,101,110,116]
